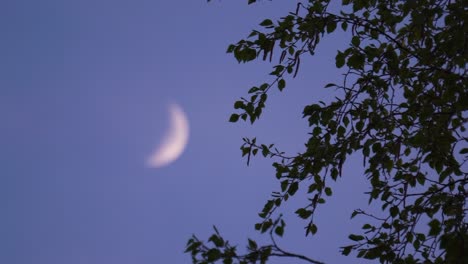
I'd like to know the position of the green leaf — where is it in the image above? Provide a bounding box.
[347,52,365,69]
[206,248,221,261]
[324,187,332,196]
[314,174,322,186]
[261,220,272,233]
[351,210,359,219]
[241,147,250,158]
[335,51,345,68]
[248,238,257,250]
[356,121,364,131]
[308,223,318,235]
[260,83,268,90]
[260,19,273,27]
[295,208,312,219]
[252,148,258,155]
[308,183,317,193]
[275,226,284,237]
[234,101,244,109]
[349,234,365,241]
[280,180,288,192]
[226,44,236,53]
[390,206,399,217]
[260,145,268,157]
[248,86,259,93]
[327,20,337,33]
[274,198,281,206]
[229,114,240,122]
[428,219,441,236]
[341,246,352,256]
[288,181,299,195]
[416,173,426,185]
[331,168,339,180]
[278,79,286,91]
[260,247,271,263]
[351,36,361,46]
[341,21,348,31]
[337,126,346,137]
[241,113,247,121]
[209,234,224,247]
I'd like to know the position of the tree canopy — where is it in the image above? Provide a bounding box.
[186,0,468,263]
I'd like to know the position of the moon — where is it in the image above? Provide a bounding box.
[146,103,189,168]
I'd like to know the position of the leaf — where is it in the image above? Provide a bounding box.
[341,21,348,31]
[274,198,281,206]
[234,101,244,109]
[248,86,259,93]
[261,144,269,157]
[390,206,399,217]
[260,247,271,263]
[349,234,365,241]
[248,0,256,4]
[335,51,345,68]
[260,19,273,27]
[248,239,257,250]
[280,180,288,192]
[308,223,318,235]
[416,173,426,185]
[351,36,361,46]
[206,248,221,261]
[229,114,240,122]
[295,208,312,219]
[331,167,339,180]
[314,174,322,186]
[327,20,337,33]
[337,125,346,137]
[252,148,258,155]
[261,220,272,233]
[278,79,286,91]
[347,53,365,69]
[428,219,441,236]
[275,226,284,237]
[356,121,364,131]
[288,181,299,195]
[341,246,352,256]
[209,234,224,247]
[324,187,332,196]
[241,144,252,155]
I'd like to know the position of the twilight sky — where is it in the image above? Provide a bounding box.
[1,1,373,263]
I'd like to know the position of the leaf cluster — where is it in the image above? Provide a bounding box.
[191,0,468,263]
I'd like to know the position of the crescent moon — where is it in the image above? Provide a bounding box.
[146,103,190,168]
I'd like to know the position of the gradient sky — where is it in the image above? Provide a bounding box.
[1,1,374,263]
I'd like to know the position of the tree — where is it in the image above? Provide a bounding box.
[186,0,468,263]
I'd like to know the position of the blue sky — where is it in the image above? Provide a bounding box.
[1,1,373,263]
